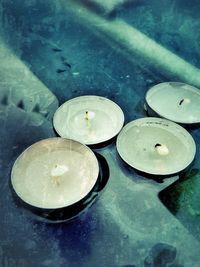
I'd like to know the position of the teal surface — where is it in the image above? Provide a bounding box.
[0,1,200,266]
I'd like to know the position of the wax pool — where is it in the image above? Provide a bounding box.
[146,82,200,125]
[117,118,196,175]
[11,138,99,209]
[53,95,124,145]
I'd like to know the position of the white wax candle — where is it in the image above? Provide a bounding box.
[53,96,124,145]
[145,82,200,125]
[11,138,99,209]
[116,118,196,175]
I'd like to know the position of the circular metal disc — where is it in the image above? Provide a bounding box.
[11,138,99,209]
[53,95,124,145]
[117,117,196,175]
[146,82,200,125]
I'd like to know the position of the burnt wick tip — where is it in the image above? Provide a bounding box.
[179,99,184,105]
[155,143,162,148]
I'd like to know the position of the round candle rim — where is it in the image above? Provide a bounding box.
[116,117,196,175]
[11,137,100,209]
[53,95,125,145]
[145,82,200,124]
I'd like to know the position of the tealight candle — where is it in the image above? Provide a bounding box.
[145,82,200,125]
[11,138,99,209]
[53,95,124,145]
[116,117,196,175]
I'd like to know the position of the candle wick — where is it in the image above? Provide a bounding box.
[85,111,89,120]
[179,98,191,105]
[155,143,162,148]
[179,99,184,105]
[85,111,89,127]
[155,143,169,156]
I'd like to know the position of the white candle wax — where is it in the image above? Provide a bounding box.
[155,144,169,156]
[51,164,69,186]
[145,82,200,124]
[51,164,69,177]
[11,138,99,209]
[53,96,124,145]
[116,118,196,175]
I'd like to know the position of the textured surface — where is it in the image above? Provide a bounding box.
[0,40,58,120]
[0,0,200,266]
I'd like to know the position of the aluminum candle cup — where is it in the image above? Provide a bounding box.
[116,118,196,176]
[53,96,124,145]
[145,82,200,125]
[11,138,100,220]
